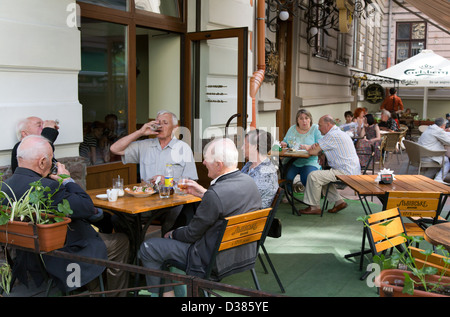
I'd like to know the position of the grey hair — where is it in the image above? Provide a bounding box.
[435,117,446,127]
[16,118,29,141]
[156,110,178,126]
[17,135,51,162]
[204,137,238,168]
[381,109,391,118]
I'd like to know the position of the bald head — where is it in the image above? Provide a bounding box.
[318,115,336,135]
[17,135,53,177]
[16,116,44,140]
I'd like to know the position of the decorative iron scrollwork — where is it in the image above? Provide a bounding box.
[264,38,280,84]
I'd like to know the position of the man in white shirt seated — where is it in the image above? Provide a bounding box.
[298,115,361,215]
[110,110,198,234]
[418,117,450,183]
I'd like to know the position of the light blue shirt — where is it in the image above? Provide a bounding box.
[241,158,279,208]
[318,125,361,175]
[283,124,322,169]
[123,137,198,182]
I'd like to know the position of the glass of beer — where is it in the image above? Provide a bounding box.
[178,178,188,194]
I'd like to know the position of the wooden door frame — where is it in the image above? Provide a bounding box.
[276,20,293,138]
[78,0,187,189]
[182,27,249,134]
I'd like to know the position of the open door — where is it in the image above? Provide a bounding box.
[182,28,248,187]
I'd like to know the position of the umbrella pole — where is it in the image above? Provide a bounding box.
[423,87,428,119]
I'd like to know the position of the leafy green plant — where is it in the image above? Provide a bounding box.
[357,215,450,296]
[0,175,73,225]
[0,260,11,295]
[0,174,74,295]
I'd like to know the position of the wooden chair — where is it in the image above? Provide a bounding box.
[162,208,272,295]
[403,140,447,180]
[383,191,444,240]
[258,187,285,293]
[409,246,450,277]
[345,207,407,276]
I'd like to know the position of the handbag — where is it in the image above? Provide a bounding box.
[267,218,282,238]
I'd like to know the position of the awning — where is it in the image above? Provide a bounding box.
[401,0,450,33]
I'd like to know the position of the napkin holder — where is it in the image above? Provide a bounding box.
[379,174,393,184]
[375,168,395,184]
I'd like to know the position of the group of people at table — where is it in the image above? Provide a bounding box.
[3,101,449,296]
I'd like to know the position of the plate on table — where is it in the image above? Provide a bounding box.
[124,187,156,198]
[96,194,108,200]
[287,149,308,155]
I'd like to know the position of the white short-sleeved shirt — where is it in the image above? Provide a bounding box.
[122,137,198,182]
[318,125,361,175]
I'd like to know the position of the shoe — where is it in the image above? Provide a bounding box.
[328,202,348,213]
[296,206,321,215]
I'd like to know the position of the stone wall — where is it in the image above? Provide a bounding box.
[0,156,87,190]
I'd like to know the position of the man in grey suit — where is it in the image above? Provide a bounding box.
[418,117,450,182]
[138,137,262,296]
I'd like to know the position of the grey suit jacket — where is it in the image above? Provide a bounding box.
[173,170,262,279]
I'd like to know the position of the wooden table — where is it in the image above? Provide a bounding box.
[87,185,201,258]
[425,222,450,252]
[336,174,450,215]
[271,148,311,214]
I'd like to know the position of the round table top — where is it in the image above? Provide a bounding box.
[425,222,450,252]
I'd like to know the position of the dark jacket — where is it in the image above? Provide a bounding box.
[1,168,106,291]
[173,170,262,280]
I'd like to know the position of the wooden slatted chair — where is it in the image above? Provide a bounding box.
[382,191,444,240]
[345,207,407,276]
[162,208,272,296]
[409,246,450,277]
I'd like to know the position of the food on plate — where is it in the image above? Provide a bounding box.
[124,185,155,197]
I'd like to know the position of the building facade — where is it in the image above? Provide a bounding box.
[0,0,448,188]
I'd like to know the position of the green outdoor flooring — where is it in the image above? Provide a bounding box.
[219,194,435,297]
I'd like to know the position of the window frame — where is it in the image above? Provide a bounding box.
[395,21,427,64]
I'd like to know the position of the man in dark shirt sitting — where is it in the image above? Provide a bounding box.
[11,116,59,173]
[3,135,129,295]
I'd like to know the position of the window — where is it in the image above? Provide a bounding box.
[78,18,128,166]
[135,0,180,17]
[396,22,426,64]
[78,0,128,11]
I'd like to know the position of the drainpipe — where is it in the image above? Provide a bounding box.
[386,0,392,68]
[249,0,266,129]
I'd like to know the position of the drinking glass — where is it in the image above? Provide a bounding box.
[177,178,188,195]
[113,177,124,196]
[158,184,170,199]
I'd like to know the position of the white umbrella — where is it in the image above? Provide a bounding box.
[376,50,450,118]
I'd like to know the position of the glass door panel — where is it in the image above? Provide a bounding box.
[184,28,248,161]
[79,17,128,165]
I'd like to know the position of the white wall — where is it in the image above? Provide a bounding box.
[0,0,82,165]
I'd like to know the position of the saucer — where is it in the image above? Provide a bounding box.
[96,194,108,200]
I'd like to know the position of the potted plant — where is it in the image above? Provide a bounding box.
[357,216,450,297]
[0,175,73,294]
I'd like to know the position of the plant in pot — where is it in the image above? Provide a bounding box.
[0,174,73,294]
[358,215,450,297]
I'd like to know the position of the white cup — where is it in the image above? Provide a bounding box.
[107,188,119,202]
